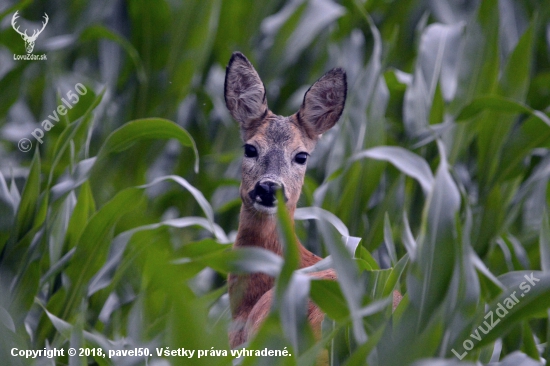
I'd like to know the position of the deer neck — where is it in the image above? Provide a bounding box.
[234,205,292,253]
[234,204,321,263]
[228,204,322,346]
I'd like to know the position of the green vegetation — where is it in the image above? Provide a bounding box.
[1,0,550,365]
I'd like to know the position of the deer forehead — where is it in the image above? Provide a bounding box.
[244,115,315,153]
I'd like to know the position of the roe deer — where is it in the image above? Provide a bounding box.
[224,52,346,348]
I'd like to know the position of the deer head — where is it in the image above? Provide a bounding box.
[224,52,347,217]
[11,11,49,54]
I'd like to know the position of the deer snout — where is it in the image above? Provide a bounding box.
[249,181,286,208]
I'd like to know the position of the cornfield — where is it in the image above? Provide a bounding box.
[0,0,549,365]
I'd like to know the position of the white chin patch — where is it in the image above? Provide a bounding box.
[253,202,277,214]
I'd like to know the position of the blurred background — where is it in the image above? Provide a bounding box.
[0,0,550,365]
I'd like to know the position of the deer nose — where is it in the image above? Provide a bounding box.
[250,181,284,207]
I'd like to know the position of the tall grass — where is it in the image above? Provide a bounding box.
[0,0,549,365]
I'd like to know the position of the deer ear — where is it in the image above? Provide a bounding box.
[297,68,347,138]
[224,52,268,129]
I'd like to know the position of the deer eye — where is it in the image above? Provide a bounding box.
[294,152,308,165]
[244,144,258,158]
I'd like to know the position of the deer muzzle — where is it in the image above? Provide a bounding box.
[249,180,286,209]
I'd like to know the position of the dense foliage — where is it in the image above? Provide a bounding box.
[1,0,550,365]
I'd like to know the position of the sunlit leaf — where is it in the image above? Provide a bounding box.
[295,206,350,237]
[351,146,434,194]
[408,141,460,329]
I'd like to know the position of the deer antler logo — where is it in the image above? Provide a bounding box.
[11,11,49,54]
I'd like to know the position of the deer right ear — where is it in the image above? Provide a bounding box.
[297,68,347,138]
[224,52,268,130]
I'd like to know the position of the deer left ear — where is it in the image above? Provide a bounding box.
[297,68,347,138]
[224,52,268,130]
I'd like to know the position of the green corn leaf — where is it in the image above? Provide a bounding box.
[541,210,550,272]
[48,89,105,187]
[80,25,147,84]
[351,146,434,194]
[408,141,460,330]
[62,187,146,320]
[383,213,397,266]
[463,272,550,350]
[455,95,550,126]
[96,118,199,173]
[310,279,349,322]
[13,149,41,241]
[0,305,15,332]
[65,181,96,249]
[382,253,409,298]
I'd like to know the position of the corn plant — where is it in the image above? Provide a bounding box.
[0,0,549,365]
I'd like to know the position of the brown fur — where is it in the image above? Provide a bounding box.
[225,52,349,349]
